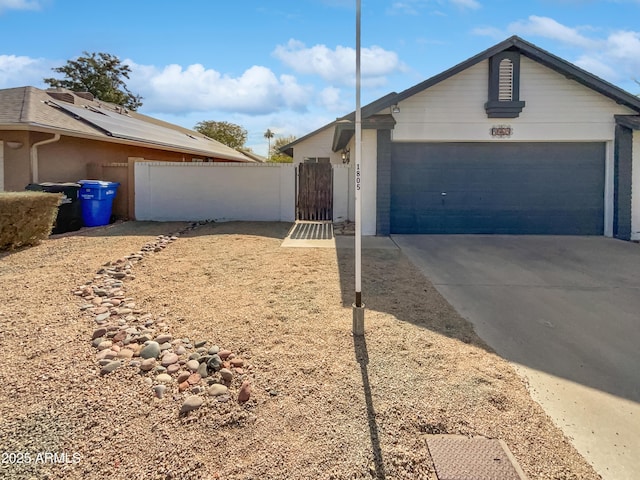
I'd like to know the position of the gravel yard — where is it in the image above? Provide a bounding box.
[0,221,600,479]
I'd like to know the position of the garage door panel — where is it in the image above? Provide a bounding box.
[390,142,605,235]
[409,209,603,235]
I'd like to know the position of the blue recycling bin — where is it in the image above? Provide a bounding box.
[78,180,120,227]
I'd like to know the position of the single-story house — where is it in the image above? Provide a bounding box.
[282,36,640,241]
[0,86,255,219]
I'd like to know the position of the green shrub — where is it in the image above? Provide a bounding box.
[0,192,62,250]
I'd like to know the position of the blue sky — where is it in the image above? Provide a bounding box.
[1,0,639,155]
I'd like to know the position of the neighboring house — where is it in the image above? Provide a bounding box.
[0,86,255,219]
[282,36,640,241]
[238,149,267,163]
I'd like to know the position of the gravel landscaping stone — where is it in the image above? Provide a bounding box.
[237,380,251,403]
[153,385,166,399]
[140,358,156,371]
[96,349,116,360]
[219,368,233,382]
[180,395,204,413]
[230,358,244,367]
[140,341,161,359]
[117,349,134,360]
[185,359,200,372]
[166,364,180,374]
[197,362,208,378]
[97,340,113,351]
[92,327,107,340]
[156,373,172,383]
[100,360,121,375]
[155,334,172,344]
[207,355,222,371]
[207,384,228,396]
[161,352,179,366]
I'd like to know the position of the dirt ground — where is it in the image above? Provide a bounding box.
[0,221,601,480]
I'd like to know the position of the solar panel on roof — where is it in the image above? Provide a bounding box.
[50,101,246,160]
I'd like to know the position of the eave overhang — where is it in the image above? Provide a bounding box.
[331,114,397,152]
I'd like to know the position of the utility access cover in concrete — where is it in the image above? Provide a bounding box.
[426,435,528,480]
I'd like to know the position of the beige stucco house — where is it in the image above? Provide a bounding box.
[0,86,254,219]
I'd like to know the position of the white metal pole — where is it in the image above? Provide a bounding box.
[353,0,365,335]
[355,0,362,307]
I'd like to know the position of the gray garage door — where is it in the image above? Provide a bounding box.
[390,142,605,234]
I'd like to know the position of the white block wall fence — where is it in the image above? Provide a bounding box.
[134,161,356,224]
[135,162,297,222]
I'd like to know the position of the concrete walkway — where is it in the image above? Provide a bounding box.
[281,232,398,250]
[393,235,640,480]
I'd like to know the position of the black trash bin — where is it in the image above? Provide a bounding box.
[25,182,82,234]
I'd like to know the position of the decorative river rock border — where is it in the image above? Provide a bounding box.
[73,221,253,414]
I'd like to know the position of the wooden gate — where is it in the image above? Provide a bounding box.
[296,162,333,221]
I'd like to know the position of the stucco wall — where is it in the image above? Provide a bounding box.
[333,165,351,223]
[36,136,223,185]
[1,131,31,191]
[290,127,344,165]
[0,141,4,191]
[135,162,295,222]
[632,130,640,241]
[361,129,377,235]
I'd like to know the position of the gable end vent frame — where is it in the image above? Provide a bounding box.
[485,51,526,118]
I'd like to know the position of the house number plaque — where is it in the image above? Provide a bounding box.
[491,125,513,138]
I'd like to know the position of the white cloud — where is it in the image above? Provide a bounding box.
[272,39,406,87]
[450,0,481,10]
[0,0,41,13]
[508,16,598,48]
[388,0,479,15]
[388,2,423,15]
[573,55,618,80]
[471,26,504,39]
[127,61,313,116]
[318,86,350,113]
[0,54,51,88]
[474,16,640,88]
[605,30,640,64]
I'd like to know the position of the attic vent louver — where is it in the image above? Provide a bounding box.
[46,90,75,104]
[485,51,525,118]
[75,92,95,101]
[498,59,513,101]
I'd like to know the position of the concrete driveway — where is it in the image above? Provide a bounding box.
[392,235,640,480]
